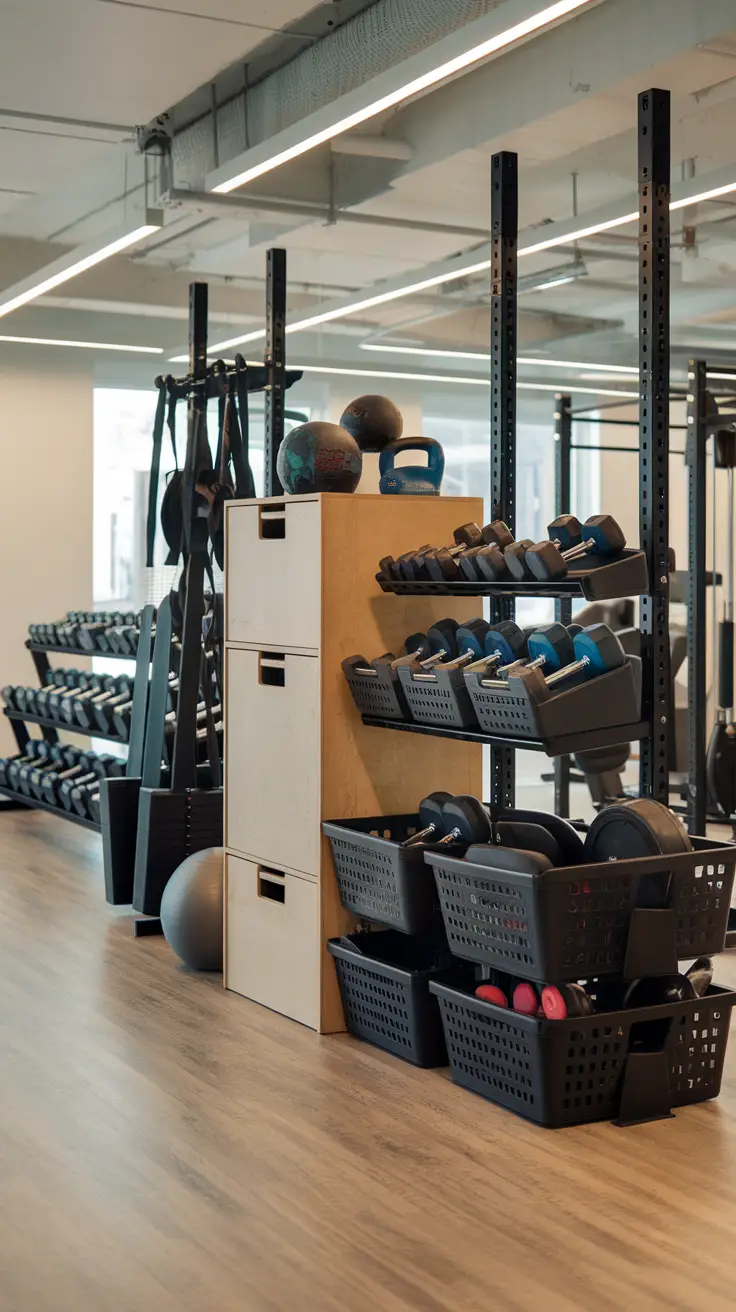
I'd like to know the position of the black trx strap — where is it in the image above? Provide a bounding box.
[234,354,256,499]
[145,379,168,568]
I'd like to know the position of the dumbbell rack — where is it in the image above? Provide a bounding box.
[0,632,142,830]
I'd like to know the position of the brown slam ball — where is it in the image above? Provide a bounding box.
[339,395,404,454]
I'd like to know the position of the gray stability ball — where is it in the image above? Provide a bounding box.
[160,846,224,971]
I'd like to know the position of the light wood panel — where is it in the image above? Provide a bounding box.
[3,812,736,1312]
[224,493,484,1034]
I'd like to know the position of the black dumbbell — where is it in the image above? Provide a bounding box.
[503,539,536,581]
[93,677,134,732]
[401,791,453,847]
[57,752,114,810]
[40,750,97,807]
[40,670,80,719]
[525,514,626,583]
[2,742,42,790]
[59,672,101,724]
[417,619,460,669]
[436,795,493,846]
[25,745,80,799]
[419,523,486,581]
[12,686,39,715]
[453,619,492,662]
[75,676,122,730]
[482,521,515,550]
[367,632,432,676]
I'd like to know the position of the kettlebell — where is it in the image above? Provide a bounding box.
[379,436,445,495]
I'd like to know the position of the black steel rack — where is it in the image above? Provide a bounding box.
[366,90,671,814]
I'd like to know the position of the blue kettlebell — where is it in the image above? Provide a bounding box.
[378,437,445,495]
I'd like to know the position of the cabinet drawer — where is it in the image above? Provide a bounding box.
[225,855,321,1030]
[226,499,321,650]
[225,648,321,876]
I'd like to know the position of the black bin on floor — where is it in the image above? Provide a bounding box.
[328,931,472,1068]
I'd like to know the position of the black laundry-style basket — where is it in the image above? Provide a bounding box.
[430,980,736,1128]
[426,839,736,982]
[323,813,463,934]
[328,931,473,1068]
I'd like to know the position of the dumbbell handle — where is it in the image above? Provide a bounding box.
[546,655,590,686]
[436,826,462,846]
[559,536,596,562]
[435,647,477,671]
[402,822,442,848]
[419,648,451,669]
[464,652,503,675]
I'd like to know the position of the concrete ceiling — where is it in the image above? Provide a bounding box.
[0,0,735,402]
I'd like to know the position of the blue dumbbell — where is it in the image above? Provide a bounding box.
[483,621,527,666]
[379,437,445,495]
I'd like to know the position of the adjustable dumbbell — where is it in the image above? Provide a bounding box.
[401,792,453,847]
[506,624,627,704]
[525,514,626,583]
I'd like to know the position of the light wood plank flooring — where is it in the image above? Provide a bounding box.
[2,807,736,1312]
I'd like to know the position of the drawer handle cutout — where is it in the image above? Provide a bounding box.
[259,504,286,540]
[259,652,286,687]
[258,869,286,904]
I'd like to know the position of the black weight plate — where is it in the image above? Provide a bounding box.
[498,808,584,866]
[583,798,692,863]
[465,844,553,876]
[442,795,491,844]
[493,820,562,865]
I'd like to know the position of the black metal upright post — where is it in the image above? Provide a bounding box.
[554,393,573,816]
[264,248,287,497]
[685,360,708,832]
[489,151,518,810]
[172,282,209,791]
[638,89,672,804]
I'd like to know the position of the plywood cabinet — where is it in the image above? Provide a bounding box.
[224,492,483,1033]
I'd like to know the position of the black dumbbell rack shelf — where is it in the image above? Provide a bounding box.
[26,641,138,661]
[377,548,648,602]
[361,715,649,759]
[0,783,101,832]
[3,709,128,745]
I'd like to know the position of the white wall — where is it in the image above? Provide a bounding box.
[0,349,93,755]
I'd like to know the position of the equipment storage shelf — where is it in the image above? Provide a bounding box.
[360,714,649,759]
[27,641,137,661]
[3,709,128,745]
[377,547,648,603]
[0,783,101,831]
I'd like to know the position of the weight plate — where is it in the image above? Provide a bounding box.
[498,808,584,866]
[582,798,692,863]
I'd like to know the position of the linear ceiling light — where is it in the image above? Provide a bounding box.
[199,176,736,356]
[289,363,638,398]
[0,218,162,322]
[210,0,598,194]
[360,343,640,374]
[0,333,163,353]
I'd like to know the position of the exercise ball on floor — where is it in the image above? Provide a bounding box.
[160,847,224,971]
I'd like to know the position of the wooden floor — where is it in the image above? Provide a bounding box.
[3,811,736,1312]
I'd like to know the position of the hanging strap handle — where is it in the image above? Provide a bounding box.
[145,378,168,568]
[166,381,179,470]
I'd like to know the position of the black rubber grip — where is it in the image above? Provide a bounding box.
[719,620,734,709]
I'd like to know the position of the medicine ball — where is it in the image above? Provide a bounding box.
[277,421,362,494]
[339,395,403,454]
[160,846,223,971]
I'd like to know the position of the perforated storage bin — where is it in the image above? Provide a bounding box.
[341,658,409,721]
[397,665,478,729]
[430,980,736,1127]
[464,657,642,742]
[328,931,474,1067]
[426,839,736,982]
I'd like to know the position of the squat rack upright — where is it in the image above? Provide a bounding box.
[491,89,673,812]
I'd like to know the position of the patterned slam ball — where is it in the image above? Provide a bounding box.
[339,395,404,454]
[277,421,362,494]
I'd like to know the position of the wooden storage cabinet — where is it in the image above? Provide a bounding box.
[225,648,321,877]
[225,855,321,1031]
[224,492,484,1033]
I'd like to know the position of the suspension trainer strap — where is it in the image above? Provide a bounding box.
[145,379,168,568]
[166,384,179,470]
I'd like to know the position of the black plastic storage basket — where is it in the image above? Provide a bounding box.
[463,657,641,742]
[341,657,409,721]
[328,930,473,1067]
[426,839,736,982]
[323,814,462,933]
[397,665,479,729]
[430,980,736,1127]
